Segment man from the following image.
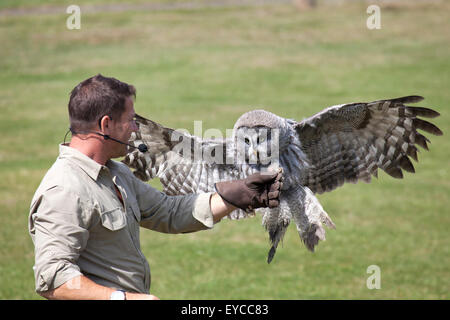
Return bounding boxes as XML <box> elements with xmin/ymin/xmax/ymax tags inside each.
<box><xmin>28</xmin><ymin>74</ymin><xmax>282</xmax><ymax>300</ymax></box>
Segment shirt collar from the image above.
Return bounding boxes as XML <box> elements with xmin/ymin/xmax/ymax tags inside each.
<box><xmin>59</xmin><ymin>144</ymin><xmax>106</xmax><ymax>181</ymax></box>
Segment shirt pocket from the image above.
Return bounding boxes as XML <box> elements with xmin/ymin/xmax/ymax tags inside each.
<box><xmin>100</xmin><ymin>207</ymin><xmax>127</xmax><ymax>231</ymax></box>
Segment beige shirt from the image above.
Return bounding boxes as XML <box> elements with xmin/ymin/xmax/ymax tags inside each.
<box><xmin>29</xmin><ymin>144</ymin><xmax>214</xmax><ymax>294</ymax></box>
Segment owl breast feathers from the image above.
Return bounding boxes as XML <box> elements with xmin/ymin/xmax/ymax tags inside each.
<box><xmin>123</xmin><ymin>96</ymin><xmax>442</xmax><ymax>263</ymax></box>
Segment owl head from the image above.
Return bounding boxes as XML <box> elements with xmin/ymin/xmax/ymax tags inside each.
<box><xmin>232</xmin><ymin>109</ymin><xmax>291</xmax><ymax>167</ymax></box>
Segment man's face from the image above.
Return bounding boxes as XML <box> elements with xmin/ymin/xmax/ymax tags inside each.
<box><xmin>110</xmin><ymin>97</ymin><xmax>138</xmax><ymax>158</ymax></box>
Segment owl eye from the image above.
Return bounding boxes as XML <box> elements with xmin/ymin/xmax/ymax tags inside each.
<box><xmin>258</xmin><ymin>135</ymin><xmax>266</xmax><ymax>143</ymax></box>
<box><xmin>244</xmin><ymin>137</ymin><xmax>250</xmax><ymax>145</ymax></box>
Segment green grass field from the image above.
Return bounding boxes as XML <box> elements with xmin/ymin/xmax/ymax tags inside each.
<box><xmin>0</xmin><ymin>0</ymin><xmax>448</xmax><ymax>299</ymax></box>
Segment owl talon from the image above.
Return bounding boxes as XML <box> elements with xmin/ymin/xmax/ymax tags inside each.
<box><xmin>301</xmin><ymin>223</ymin><xmax>326</xmax><ymax>252</ymax></box>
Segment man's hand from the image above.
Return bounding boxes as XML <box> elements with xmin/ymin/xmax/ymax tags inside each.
<box><xmin>214</xmin><ymin>169</ymin><xmax>283</xmax><ymax>212</ymax></box>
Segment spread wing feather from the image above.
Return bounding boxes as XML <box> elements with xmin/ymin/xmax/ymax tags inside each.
<box><xmin>295</xmin><ymin>96</ymin><xmax>442</xmax><ymax>194</ymax></box>
<box><xmin>122</xmin><ymin>114</ymin><xmax>254</xmax><ymax>219</ymax></box>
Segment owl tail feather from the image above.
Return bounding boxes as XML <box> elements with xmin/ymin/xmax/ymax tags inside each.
<box><xmin>267</xmin><ymin>246</ymin><xmax>277</xmax><ymax>264</ymax></box>
<box><xmin>266</xmin><ymin>223</ymin><xmax>289</xmax><ymax>264</ymax></box>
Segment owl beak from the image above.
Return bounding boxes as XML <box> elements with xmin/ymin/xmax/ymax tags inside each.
<box><xmin>248</xmin><ymin>148</ymin><xmax>258</xmax><ymax>164</ymax></box>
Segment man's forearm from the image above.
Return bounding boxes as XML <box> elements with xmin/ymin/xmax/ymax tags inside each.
<box><xmin>39</xmin><ymin>275</ymin><xmax>115</xmax><ymax>300</ymax></box>
<box><xmin>39</xmin><ymin>275</ymin><xmax>158</xmax><ymax>300</ymax></box>
<box><xmin>210</xmin><ymin>193</ymin><xmax>237</xmax><ymax>223</ymax></box>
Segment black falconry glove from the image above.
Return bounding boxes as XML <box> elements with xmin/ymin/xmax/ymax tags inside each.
<box><xmin>214</xmin><ymin>169</ymin><xmax>283</xmax><ymax>212</ymax></box>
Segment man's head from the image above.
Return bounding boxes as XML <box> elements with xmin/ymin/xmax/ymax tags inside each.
<box><xmin>68</xmin><ymin>74</ymin><xmax>138</xmax><ymax>159</ymax></box>
<box><xmin>69</xmin><ymin>74</ymin><xmax>136</xmax><ymax>132</ymax></box>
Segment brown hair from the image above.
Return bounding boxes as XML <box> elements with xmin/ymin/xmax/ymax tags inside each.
<box><xmin>68</xmin><ymin>74</ymin><xmax>136</xmax><ymax>131</ymax></box>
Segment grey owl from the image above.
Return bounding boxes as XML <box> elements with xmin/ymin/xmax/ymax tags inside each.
<box><xmin>123</xmin><ymin>96</ymin><xmax>442</xmax><ymax>263</ymax></box>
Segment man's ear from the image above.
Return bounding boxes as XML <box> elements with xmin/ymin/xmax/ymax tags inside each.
<box><xmin>99</xmin><ymin>115</ymin><xmax>113</xmax><ymax>133</ymax></box>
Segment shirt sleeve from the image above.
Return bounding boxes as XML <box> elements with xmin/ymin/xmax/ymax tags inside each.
<box><xmin>131</xmin><ymin>176</ymin><xmax>215</xmax><ymax>233</ymax></box>
<box><xmin>29</xmin><ymin>186</ymin><xmax>90</xmax><ymax>293</ymax></box>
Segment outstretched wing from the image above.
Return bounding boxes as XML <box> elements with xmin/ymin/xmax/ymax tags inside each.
<box><xmin>122</xmin><ymin>114</ymin><xmax>255</xmax><ymax>218</ymax></box>
<box><xmin>295</xmin><ymin>96</ymin><xmax>442</xmax><ymax>194</ymax></box>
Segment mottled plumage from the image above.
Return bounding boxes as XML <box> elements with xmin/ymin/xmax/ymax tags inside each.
<box><xmin>123</xmin><ymin>96</ymin><xmax>442</xmax><ymax>263</ymax></box>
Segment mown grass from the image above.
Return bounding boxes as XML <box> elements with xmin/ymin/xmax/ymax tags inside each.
<box><xmin>0</xmin><ymin>1</ymin><xmax>448</xmax><ymax>299</ymax></box>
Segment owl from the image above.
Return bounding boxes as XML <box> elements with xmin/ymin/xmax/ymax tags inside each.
<box><xmin>123</xmin><ymin>96</ymin><xmax>442</xmax><ymax>263</ymax></box>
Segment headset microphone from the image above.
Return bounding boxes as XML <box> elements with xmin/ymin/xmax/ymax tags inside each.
<box><xmin>66</xmin><ymin>128</ymin><xmax>148</xmax><ymax>153</ymax></box>
<box><xmin>137</xmin><ymin>143</ymin><xmax>148</xmax><ymax>153</ymax></box>
<box><xmin>100</xmin><ymin>133</ymin><xmax>148</xmax><ymax>153</ymax></box>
